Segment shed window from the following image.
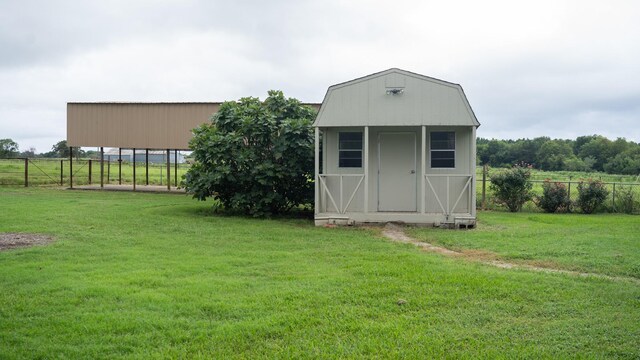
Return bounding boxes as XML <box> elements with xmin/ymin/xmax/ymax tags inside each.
<box><xmin>338</xmin><ymin>132</ymin><xmax>363</xmax><ymax>168</ymax></box>
<box><xmin>430</xmin><ymin>132</ymin><xmax>455</xmax><ymax>168</ymax></box>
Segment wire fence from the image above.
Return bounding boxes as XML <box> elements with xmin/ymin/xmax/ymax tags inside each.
<box><xmin>0</xmin><ymin>158</ymin><xmax>190</xmax><ymax>187</ymax></box>
<box><xmin>3</xmin><ymin>159</ymin><xmax>639</xmax><ymax>213</ymax></box>
<box><xmin>477</xmin><ymin>166</ymin><xmax>640</xmax><ymax>214</ymax></box>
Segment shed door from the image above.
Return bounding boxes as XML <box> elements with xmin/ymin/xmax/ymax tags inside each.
<box><xmin>378</xmin><ymin>132</ymin><xmax>417</xmax><ymax>211</ymax></box>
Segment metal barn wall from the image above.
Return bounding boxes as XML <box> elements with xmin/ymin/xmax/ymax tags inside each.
<box><xmin>67</xmin><ymin>103</ymin><xmax>220</xmax><ymax>150</ymax></box>
<box><xmin>68</xmin><ymin>102</ymin><xmax>322</xmax><ymax>150</ymax></box>
<box><xmin>314</xmin><ymin>69</ymin><xmax>479</xmax><ymax>128</ymax></box>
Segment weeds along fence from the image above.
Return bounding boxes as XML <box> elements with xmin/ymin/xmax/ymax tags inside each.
<box><xmin>477</xmin><ymin>166</ymin><xmax>640</xmax><ymax>214</ymax></box>
<box><xmin>0</xmin><ymin>158</ymin><xmax>190</xmax><ymax>187</ymax></box>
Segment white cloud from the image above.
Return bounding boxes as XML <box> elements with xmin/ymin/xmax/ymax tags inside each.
<box><xmin>1</xmin><ymin>0</ymin><xmax>640</xmax><ymax>152</ymax></box>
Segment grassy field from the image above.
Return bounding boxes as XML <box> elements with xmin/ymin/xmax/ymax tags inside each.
<box><xmin>409</xmin><ymin>212</ymin><xmax>640</xmax><ymax>278</ymax></box>
<box><xmin>1</xmin><ymin>188</ymin><xmax>639</xmax><ymax>358</ymax></box>
<box><xmin>0</xmin><ymin>158</ymin><xmax>189</xmax><ymax>186</ymax></box>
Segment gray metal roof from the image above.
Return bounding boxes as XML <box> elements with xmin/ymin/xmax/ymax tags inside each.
<box><xmin>314</xmin><ymin>68</ymin><xmax>480</xmax><ymax>127</ymax></box>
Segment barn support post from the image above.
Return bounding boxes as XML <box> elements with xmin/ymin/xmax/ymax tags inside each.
<box><xmin>314</xmin><ymin>127</ymin><xmax>319</xmax><ymax>215</ymax></box>
<box><xmin>88</xmin><ymin>160</ymin><xmax>92</xmax><ymax>185</ymax></box>
<box><xmin>133</xmin><ymin>148</ymin><xmax>136</xmax><ymax>191</ymax></box>
<box><xmin>166</xmin><ymin>149</ymin><xmax>171</xmax><ymax>191</ymax></box>
<box><xmin>364</xmin><ymin>126</ymin><xmax>369</xmax><ymax>214</ymax></box>
<box><xmin>69</xmin><ymin>147</ymin><xmax>73</xmax><ymax>189</ymax></box>
<box><xmin>145</xmin><ymin>149</ymin><xmax>149</xmax><ymax>185</ymax></box>
<box><xmin>174</xmin><ymin>150</ymin><xmax>178</xmax><ymax>187</ymax></box>
<box><xmin>24</xmin><ymin>158</ymin><xmax>28</xmax><ymax>187</ymax></box>
<box><xmin>421</xmin><ymin>126</ymin><xmax>426</xmax><ymax>214</ymax></box>
<box><xmin>118</xmin><ymin>148</ymin><xmax>122</xmax><ymax>185</ymax></box>
<box><xmin>100</xmin><ymin>147</ymin><xmax>104</xmax><ymax>188</ymax></box>
<box><xmin>107</xmin><ymin>158</ymin><xmax>110</xmax><ymax>184</ymax></box>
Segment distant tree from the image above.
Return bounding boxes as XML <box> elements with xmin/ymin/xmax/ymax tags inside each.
<box><xmin>20</xmin><ymin>147</ymin><xmax>37</xmax><ymax>158</ymax></box>
<box><xmin>536</xmin><ymin>140</ymin><xmax>577</xmax><ymax>171</ymax></box>
<box><xmin>48</xmin><ymin>140</ymin><xmax>84</xmax><ymax>159</ymax></box>
<box><xmin>183</xmin><ymin>90</ymin><xmax>316</xmax><ymax>216</ymax></box>
<box><xmin>0</xmin><ymin>138</ymin><xmax>19</xmax><ymax>158</ymax></box>
<box><xmin>604</xmin><ymin>147</ymin><xmax>640</xmax><ymax>175</ymax></box>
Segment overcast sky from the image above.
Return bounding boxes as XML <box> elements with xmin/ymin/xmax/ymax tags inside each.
<box><xmin>1</xmin><ymin>0</ymin><xmax>639</xmax><ymax>153</ymax></box>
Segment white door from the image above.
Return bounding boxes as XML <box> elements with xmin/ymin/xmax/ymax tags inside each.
<box><xmin>378</xmin><ymin>132</ymin><xmax>417</xmax><ymax>211</ymax></box>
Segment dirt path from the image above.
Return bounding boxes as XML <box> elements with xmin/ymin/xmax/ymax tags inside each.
<box><xmin>381</xmin><ymin>223</ymin><xmax>640</xmax><ymax>284</ymax></box>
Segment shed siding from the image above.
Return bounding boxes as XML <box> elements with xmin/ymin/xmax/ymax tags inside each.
<box><xmin>315</xmin><ymin>69</ymin><xmax>478</xmax><ymax>128</ymax></box>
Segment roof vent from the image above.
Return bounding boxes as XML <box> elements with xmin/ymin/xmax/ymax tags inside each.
<box><xmin>386</xmin><ymin>88</ymin><xmax>404</xmax><ymax>95</ymax></box>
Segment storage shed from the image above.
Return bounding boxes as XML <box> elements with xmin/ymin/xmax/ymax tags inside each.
<box><xmin>313</xmin><ymin>68</ymin><xmax>480</xmax><ymax>226</ymax></box>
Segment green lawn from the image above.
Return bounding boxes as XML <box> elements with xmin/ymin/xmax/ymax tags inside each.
<box><xmin>409</xmin><ymin>212</ymin><xmax>640</xmax><ymax>279</ymax></box>
<box><xmin>1</xmin><ymin>188</ymin><xmax>639</xmax><ymax>358</ymax></box>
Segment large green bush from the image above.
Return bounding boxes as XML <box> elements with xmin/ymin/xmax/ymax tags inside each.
<box><xmin>536</xmin><ymin>180</ymin><xmax>571</xmax><ymax>213</ymax></box>
<box><xmin>576</xmin><ymin>179</ymin><xmax>609</xmax><ymax>214</ymax></box>
<box><xmin>183</xmin><ymin>91</ymin><xmax>316</xmax><ymax>216</ymax></box>
<box><xmin>489</xmin><ymin>166</ymin><xmax>533</xmax><ymax>212</ymax></box>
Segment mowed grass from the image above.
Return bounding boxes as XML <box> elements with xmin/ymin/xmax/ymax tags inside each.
<box><xmin>409</xmin><ymin>212</ymin><xmax>640</xmax><ymax>279</ymax></box>
<box><xmin>0</xmin><ymin>188</ymin><xmax>639</xmax><ymax>358</ymax></box>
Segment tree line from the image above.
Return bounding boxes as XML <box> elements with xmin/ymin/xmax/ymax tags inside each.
<box><xmin>0</xmin><ymin>139</ymin><xmax>96</xmax><ymax>159</ymax></box>
<box><xmin>477</xmin><ymin>135</ymin><xmax>640</xmax><ymax>175</ymax></box>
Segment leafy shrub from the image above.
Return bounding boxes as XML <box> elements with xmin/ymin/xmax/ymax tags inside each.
<box><xmin>614</xmin><ymin>185</ymin><xmax>637</xmax><ymax>214</ymax></box>
<box><xmin>576</xmin><ymin>179</ymin><xmax>609</xmax><ymax>214</ymax></box>
<box><xmin>489</xmin><ymin>166</ymin><xmax>533</xmax><ymax>212</ymax></box>
<box><xmin>536</xmin><ymin>180</ymin><xmax>570</xmax><ymax>213</ymax></box>
<box><xmin>183</xmin><ymin>90</ymin><xmax>316</xmax><ymax>217</ymax></box>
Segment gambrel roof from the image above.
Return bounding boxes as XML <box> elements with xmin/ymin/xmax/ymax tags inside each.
<box><xmin>314</xmin><ymin>68</ymin><xmax>480</xmax><ymax>127</ymax></box>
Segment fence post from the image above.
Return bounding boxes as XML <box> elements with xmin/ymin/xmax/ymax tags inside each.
<box><xmin>24</xmin><ymin>158</ymin><xmax>28</xmax><ymax>187</ymax></box>
<box><xmin>60</xmin><ymin>160</ymin><xmax>63</xmax><ymax>186</ymax></box>
<box><xmin>481</xmin><ymin>164</ymin><xmax>487</xmax><ymax>210</ymax></box>
<box><xmin>612</xmin><ymin>183</ymin><xmax>616</xmax><ymax>212</ymax></box>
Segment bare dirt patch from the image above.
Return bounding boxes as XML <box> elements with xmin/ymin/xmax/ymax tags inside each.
<box><xmin>0</xmin><ymin>233</ymin><xmax>55</xmax><ymax>251</ymax></box>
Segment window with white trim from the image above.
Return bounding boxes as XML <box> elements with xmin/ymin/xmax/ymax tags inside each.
<box><xmin>338</xmin><ymin>132</ymin><xmax>363</xmax><ymax>168</ymax></box>
<box><xmin>430</xmin><ymin>131</ymin><xmax>455</xmax><ymax>168</ymax></box>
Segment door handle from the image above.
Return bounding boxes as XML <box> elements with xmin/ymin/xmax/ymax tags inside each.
<box><xmin>410</xmin><ymin>170</ymin><xmax>416</xmax><ymax>174</ymax></box>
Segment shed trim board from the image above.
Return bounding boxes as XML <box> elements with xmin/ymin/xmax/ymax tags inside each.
<box><xmin>314</xmin><ymin>68</ymin><xmax>479</xmax><ymax>226</ymax></box>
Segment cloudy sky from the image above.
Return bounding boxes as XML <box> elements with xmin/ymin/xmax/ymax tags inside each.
<box><xmin>1</xmin><ymin>0</ymin><xmax>639</xmax><ymax>153</ymax></box>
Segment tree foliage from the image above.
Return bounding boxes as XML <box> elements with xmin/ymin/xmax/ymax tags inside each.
<box><xmin>490</xmin><ymin>166</ymin><xmax>533</xmax><ymax>212</ymax></box>
<box><xmin>183</xmin><ymin>91</ymin><xmax>316</xmax><ymax>217</ymax></box>
<box><xmin>0</xmin><ymin>138</ymin><xmax>19</xmax><ymax>158</ymax></box>
<box><xmin>477</xmin><ymin>135</ymin><xmax>640</xmax><ymax>175</ymax></box>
